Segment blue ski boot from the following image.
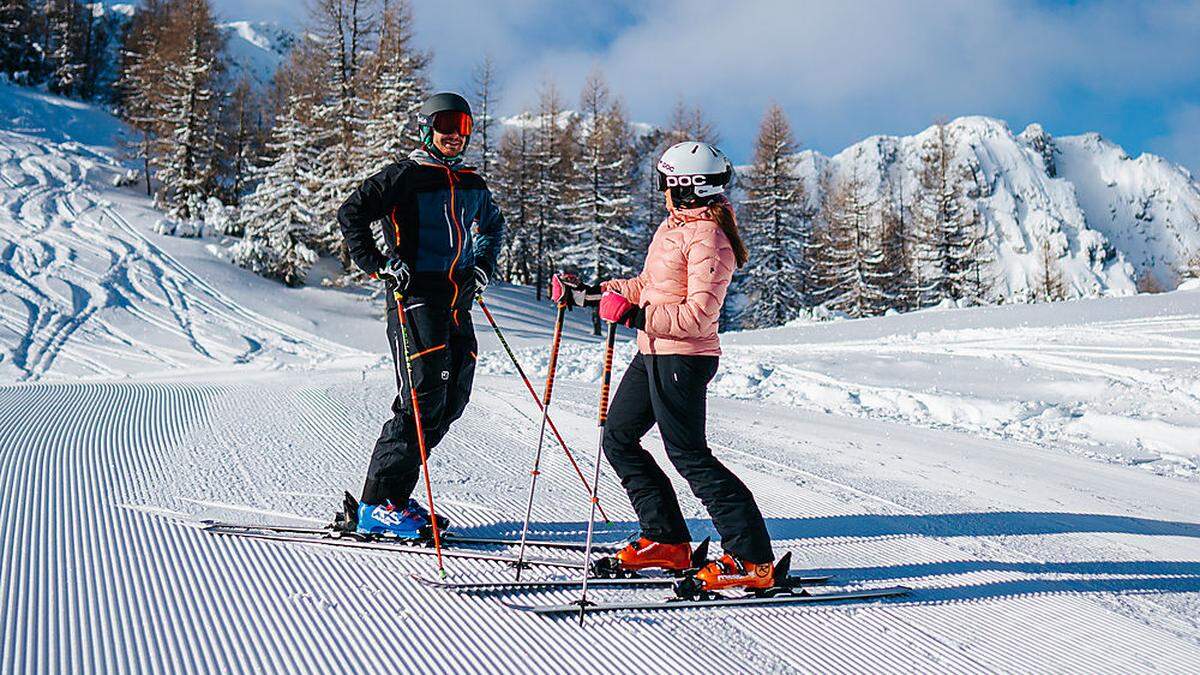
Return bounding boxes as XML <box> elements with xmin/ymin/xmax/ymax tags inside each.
<box><xmin>356</xmin><ymin>500</ymin><xmax>428</xmax><ymax>539</ymax></box>
<box><xmin>403</xmin><ymin>498</ymin><xmax>450</xmax><ymax>531</ymax></box>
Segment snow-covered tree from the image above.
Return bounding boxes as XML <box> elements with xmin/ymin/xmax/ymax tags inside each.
<box><xmin>307</xmin><ymin>0</ymin><xmax>379</xmax><ymax>261</ymax></box>
<box><xmin>493</xmin><ymin>118</ymin><xmax>538</xmax><ymax>284</ymax></box>
<box><xmin>46</xmin><ymin>0</ymin><xmax>87</xmax><ymax>97</ymax></box>
<box><xmin>360</xmin><ymin>0</ymin><xmax>427</xmax><ymax>169</ymax></box>
<box><xmin>149</xmin><ymin>0</ymin><xmax>222</xmax><ymax>223</ymax></box>
<box><xmin>557</xmin><ymin>71</ymin><xmax>639</xmax><ymax>332</ymax></box>
<box><xmin>0</xmin><ymin>0</ymin><xmax>39</xmax><ymax>82</ymax></box>
<box><xmin>469</xmin><ymin>54</ymin><xmax>499</xmax><ymax>176</ymax></box>
<box><xmin>737</xmin><ymin>103</ymin><xmax>809</xmax><ymax>328</ymax></box>
<box><xmin>234</xmin><ymin>97</ymin><xmax>320</xmax><ymax>287</ymax></box>
<box><xmin>913</xmin><ymin>122</ymin><xmax>990</xmax><ymax>304</ymax></box>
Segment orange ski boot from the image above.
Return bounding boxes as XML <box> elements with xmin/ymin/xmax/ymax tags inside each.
<box><xmin>692</xmin><ymin>553</ymin><xmax>775</xmax><ymax>592</ymax></box>
<box><xmin>592</xmin><ymin>537</ymin><xmax>693</xmax><ymax>577</ymax></box>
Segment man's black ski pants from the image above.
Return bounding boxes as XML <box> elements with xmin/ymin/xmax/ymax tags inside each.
<box><xmin>361</xmin><ymin>296</ymin><xmax>476</xmax><ymax>506</ymax></box>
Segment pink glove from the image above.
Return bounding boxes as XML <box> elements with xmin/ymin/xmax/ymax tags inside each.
<box><xmin>599</xmin><ymin>291</ymin><xmax>640</xmax><ymax>327</ymax></box>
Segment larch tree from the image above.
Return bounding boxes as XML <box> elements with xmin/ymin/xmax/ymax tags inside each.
<box><xmin>737</xmin><ymin>103</ymin><xmax>809</xmax><ymax>328</ymax></box>
<box><xmin>149</xmin><ymin>0</ymin><xmax>223</xmax><ymax>224</ymax></box>
<box><xmin>307</xmin><ymin>0</ymin><xmax>379</xmax><ymax>261</ymax></box>
<box><xmin>493</xmin><ymin>117</ymin><xmax>538</xmax><ymax>284</ymax></box>
<box><xmin>912</xmin><ymin>121</ymin><xmax>989</xmax><ymax>305</ymax></box>
<box><xmin>360</xmin><ymin>0</ymin><xmax>427</xmax><ymax>169</ymax></box>
<box><xmin>561</xmin><ymin>71</ymin><xmax>637</xmax><ymax>333</ymax></box>
<box><xmin>469</xmin><ymin>54</ymin><xmax>499</xmax><ymax>176</ymax></box>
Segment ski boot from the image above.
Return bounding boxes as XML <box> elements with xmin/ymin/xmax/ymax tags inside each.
<box><xmin>353</xmin><ymin>499</ymin><xmax>447</xmax><ymax>540</ymax></box>
<box><xmin>402</xmin><ymin>498</ymin><xmax>450</xmax><ymax>531</ymax></box>
<box><xmin>590</xmin><ymin>536</ymin><xmax>707</xmax><ymax>578</ymax></box>
<box><xmin>675</xmin><ymin>553</ymin><xmax>777</xmax><ymax>599</ymax></box>
<box><xmin>333</xmin><ymin>491</ymin><xmax>449</xmax><ymax>539</ymax></box>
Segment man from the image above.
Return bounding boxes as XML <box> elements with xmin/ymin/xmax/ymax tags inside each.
<box><xmin>337</xmin><ymin>92</ymin><xmax>504</xmax><ymax>538</ymax></box>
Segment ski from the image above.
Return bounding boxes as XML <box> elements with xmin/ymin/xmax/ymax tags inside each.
<box><xmin>201</xmin><ymin>521</ymin><xmax>624</xmax><ymax>553</ymax></box>
<box><xmin>411</xmin><ymin>572</ymin><xmax>833</xmax><ymax>593</ymax></box>
<box><xmin>203</xmin><ymin>526</ymin><xmax>586</xmax><ymax>570</ymax></box>
<box><xmin>508</xmin><ymin>585</ymin><xmax>911</xmax><ymax>615</ymax></box>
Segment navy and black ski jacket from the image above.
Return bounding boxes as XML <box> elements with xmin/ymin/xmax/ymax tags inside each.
<box><xmin>337</xmin><ymin>148</ymin><xmax>505</xmax><ymax>306</ymax></box>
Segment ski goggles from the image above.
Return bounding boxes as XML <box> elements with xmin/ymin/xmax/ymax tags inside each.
<box><xmin>430</xmin><ymin>110</ymin><xmax>473</xmax><ymax>136</ymax></box>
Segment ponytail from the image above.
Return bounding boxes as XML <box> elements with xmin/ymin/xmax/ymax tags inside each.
<box><xmin>709</xmin><ymin>200</ymin><xmax>749</xmax><ymax>268</ymax></box>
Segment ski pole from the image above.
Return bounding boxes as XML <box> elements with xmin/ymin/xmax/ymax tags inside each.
<box><xmin>475</xmin><ymin>294</ymin><xmax>610</xmax><ymax>523</ymax></box>
<box><xmin>512</xmin><ymin>301</ymin><xmax>567</xmax><ymax>580</ymax></box>
<box><xmin>576</xmin><ymin>320</ymin><xmax>619</xmax><ymax>626</ymax></box>
<box><xmin>392</xmin><ymin>287</ymin><xmax>446</xmax><ymax>577</ymax></box>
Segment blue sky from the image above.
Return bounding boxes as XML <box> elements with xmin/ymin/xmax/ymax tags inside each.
<box><xmin>212</xmin><ymin>0</ymin><xmax>1200</xmax><ymax>172</ymax></box>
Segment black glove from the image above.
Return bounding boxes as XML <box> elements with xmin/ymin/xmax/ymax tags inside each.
<box><xmin>377</xmin><ymin>257</ymin><xmax>411</xmax><ymax>292</ymax></box>
<box><xmin>474</xmin><ymin>265</ymin><xmax>490</xmax><ymax>293</ymax></box>
<box><xmin>551</xmin><ymin>273</ymin><xmax>602</xmax><ymax>309</ymax></box>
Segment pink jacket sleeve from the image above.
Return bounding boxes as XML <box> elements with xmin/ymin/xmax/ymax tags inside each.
<box><xmin>642</xmin><ymin>224</ymin><xmax>735</xmax><ymax>341</ymax></box>
<box><xmin>602</xmin><ymin>272</ymin><xmax>648</xmax><ymax>305</ymax></box>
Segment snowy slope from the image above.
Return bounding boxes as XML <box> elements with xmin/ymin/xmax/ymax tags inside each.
<box><xmin>0</xmin><ymin>80</ymin><xmax>361</xmax><ymax>382</ymax></box>
<box><xmin>3</xmin><ymin>318</ymin><xmax>1198</xmax><ymax>672</ymax></box>
<box><xmin>2</xmin><ymin>82</ymin><xmax>1199</xmax><ymax>673</ymax></box>
<box><xmin>484</xmin><ymin>289</ymin><xmax>1200</xmax><ymax>478</ymax></box>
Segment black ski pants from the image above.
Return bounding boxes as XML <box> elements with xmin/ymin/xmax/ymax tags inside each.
<box><xmin>602</xmin><ymin>352</ymin><xmax>773</xmax><ymax>563</ymax></box>
<box><xmin>361</xmin><ymin>297</ymin><xmax>476</xmax><ymax>506</ymax></box>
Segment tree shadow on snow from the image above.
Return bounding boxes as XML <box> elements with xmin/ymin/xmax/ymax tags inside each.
<box><xmin>454</xmin><ymin>510</ymin><xmax>1200</xmax><ymax>545</ymax></box>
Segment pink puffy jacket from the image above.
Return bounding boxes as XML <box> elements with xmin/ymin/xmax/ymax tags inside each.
<box><xmin>603</xmin><ymin>203</ymin><xmax>737</xmax><ymax>356</ymax></box>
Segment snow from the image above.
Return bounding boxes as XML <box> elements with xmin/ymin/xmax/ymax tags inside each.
<box><xmin>2</xmin><ymin>83</ymin><xmax>1199</xmax><ymax>672</ymax></box>
<box><xmin>218</xmin><ymin>21</ymin><xmax>296</xmax><ymax>90</ymax></box>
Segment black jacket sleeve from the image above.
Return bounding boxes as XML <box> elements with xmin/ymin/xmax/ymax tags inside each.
<box><xmin>337</xmin><ymin>163</ymin><xmax>408</xmax><ymax>275</ymax></box>
<box><xmin>473</xmin><ymin>188</ymin><xmax>505</xmax><ymax>279</ymax></box>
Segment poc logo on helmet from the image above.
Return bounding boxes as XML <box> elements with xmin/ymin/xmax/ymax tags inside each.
<box><xmin>665</xmin><ymin>174</ymin><xmax>708</xmax><ymax>187</ymax></box>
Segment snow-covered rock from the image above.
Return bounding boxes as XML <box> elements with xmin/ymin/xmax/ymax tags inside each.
<box><xmin>219</xmin><ymin>21</ymin><xmax>297</xmax><ymax>89</ymax></box>
<box><xmin>777</xmin><ymin>116</ymin><xmax>1200</xmax><ymax>300</ymax></box>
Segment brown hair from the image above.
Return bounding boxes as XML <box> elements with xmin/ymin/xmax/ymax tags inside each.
<box><xmin>709</xmin><ymin>200</ymin><xmax>749</xmax><ymax>268</ymax></box>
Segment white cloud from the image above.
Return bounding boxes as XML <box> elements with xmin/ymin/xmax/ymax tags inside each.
<box><xmin>454</xmin><ymin>0</ymin><xmax>1200</xmax><ymax>160</ymax></box>
<box><xmin>211</xmin><ymin>0</ymin><xmax>1200</xmax><ymax>164</ymax></box>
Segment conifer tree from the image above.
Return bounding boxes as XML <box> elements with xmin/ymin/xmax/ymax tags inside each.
<box><xmin>234</xmin><ymin>96</ymin><xmax>320</xmax><ymax>286</ymax></box>
<box><xmin>913</xmin><ymin>121</ymin><xmax>990</xmax><ymax>304</ymax></box>
<box><xmin>0</xmin><ymin>0</ymin><xmax>37</xmax><ymax>81</ymax></box>
<box><xmin>738</xmin><ymin>103</ymin><xmax>808</xmax><ymax>328</ymax></box>
<box><xmin>150</xmin><ymin>0</ymin><xmax>222</xmax><ymax>223</ymax></box>
<box><xmin>308</xmin><ymin>0</ymin><xmax>379</xmax><ymax>260</ymax></box>
<box><xmin>360</xmin><ymin>0</ymin><xmax>427</xmax><ymax>169</ymax></box>
<box><xmin>529</xmin><ymin>82</ymin><xmax>571</xmax><ymax>300</ymax></box>
<box><xmin>46</xmin><ymin>0</ymin><xmax>86</xmax><ymax>97</ymax></box>
<box><xmin>469</xmin><ymin>54</ymin><xmax>499</xmax><ymax>175</ymax></box>
<box><xmin>558</xmin><ymin>71</ymin><xmax>638</xmax><ymax>332</ymax></box>
<box><xmin>494</xmin><ymin>118</ymin><xmax>543</xmax><ymax>285</ymax></box>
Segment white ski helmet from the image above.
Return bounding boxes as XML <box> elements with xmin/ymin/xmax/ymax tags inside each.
<box><xmin>655</xmin><ymin>141</ymin><xmax>734</xmax><ymax>206</ymax></box>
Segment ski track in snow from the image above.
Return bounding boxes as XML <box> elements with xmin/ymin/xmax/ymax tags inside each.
<box><xmin>0</xmin><ymin>130</ymin><xmax>357</xmax><ymax>383</ymax></box>
<box><xmin>2</xmin><ymin>369</ymin><xmax>1198</xmax><ymax>673</ymax></box>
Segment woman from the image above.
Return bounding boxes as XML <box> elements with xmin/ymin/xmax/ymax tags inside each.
<box><xmin>563</xmin><ymin>141</ymin><xmax>775</xmax><ymax>591</ymax></box>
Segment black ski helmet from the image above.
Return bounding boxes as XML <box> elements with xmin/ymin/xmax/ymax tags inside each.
<box><xmin>419</xmin><ymin>92</ymin><xmax>473</xmax><ymax>156</ymax></box>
